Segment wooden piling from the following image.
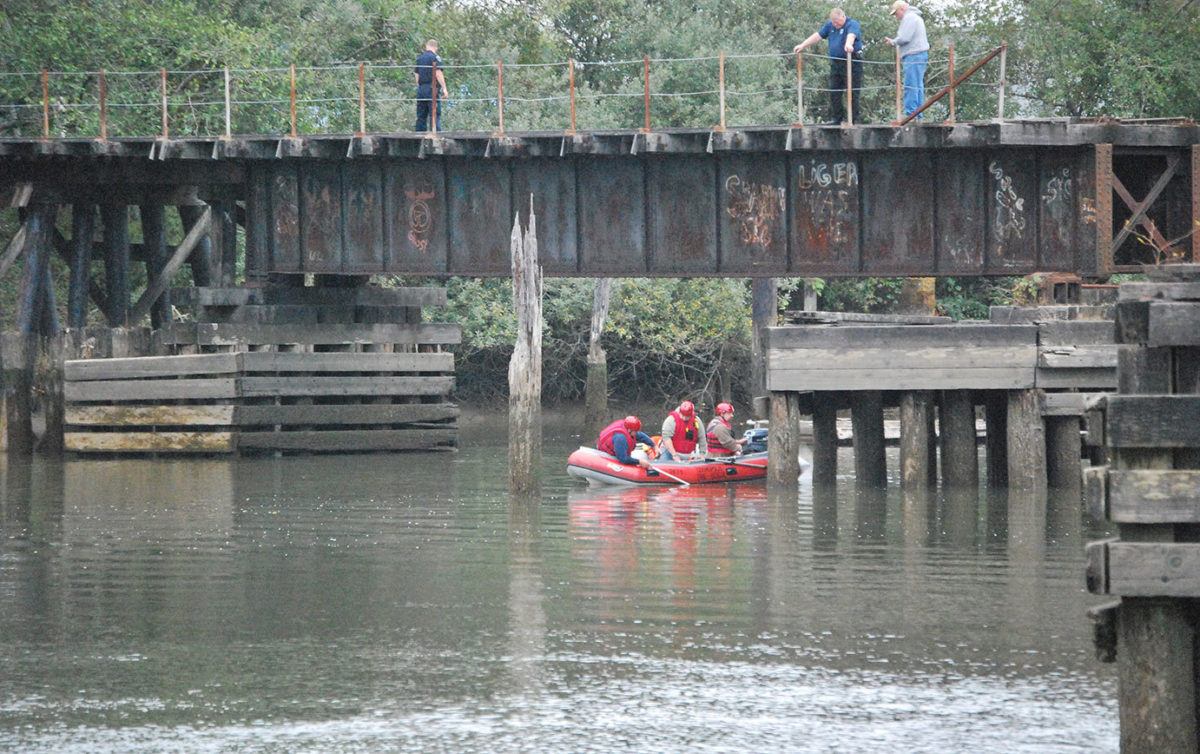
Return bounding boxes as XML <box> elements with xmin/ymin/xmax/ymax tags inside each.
<box><xmin>583</xmin><ymin>279</ymin><xmax>614</xmax><ymax>440</ymax></box>
<box><xmin>37</xmin><ymin>334</ymin><xmax>67</xmax><ymax>455</ymax></box>
<box><xmin>508</xmin><ymin>203</ymin><xmax>543</xmax><ymax>495</ymax></box>
<box><xmin>984</xmin><ymin>392</ymin><xmax>1008</xmax><ymax>487</ymax></box>
<box><xmin>768</xmin><ymin>391</ymin><xmax>802</xmax><ymax>485</ymax></box>
<box><xmin>67</xmin><ymin>204</ymin><xmax>95</xmax><ymax>329</ymax></box>
<box><xmin>851</xmin><ymin>391</ymin><xmax>886</xmax><ymax>486</ymax></box>
<box><xmin>139</xmin><ymin>204</ymin><xmax>171</xmax><ymax>329</ymax></box>
<box><xmin>811</xmin><ymin>396</ymin><xmax>838</xmax><ymax>485</ymax></box>
<box><xmin>1045</xmin><ymin>415</ymin><xmax>1082</xmax><ymax>491</ymax></box>
<box><xmin>16</xmin><ymin>207</ymin><xmax>52</xmax><ymax>336</ymax></box>
<box><xmin>939</xmin><ymin>390</ymin><xmax>978</xmax><ymax>488</ymax></box>
<box><xmin>101</xmin><ymin>205</ymin><xmax>130</xmax><ymax>326</ymax></box>
<box><xmin>750</xmin><ymin>278</ymin><xmax>777</xmax><ymax>415</ymax></box>
<box><xmin>209</xmin><ymin>199</ymin><xmax>237</xmax><ymax>286</ymax></box>
<box><xmin>899</xmin><ymin>391</ymin><xmax>933</xmax><ymax>490</ymax></box>
<box><xmin>2</xmin><ymin>334</ymin><xmax>35</xmax><ymax>455</ymax></box>
<box><xmin>1006</xmin><ymin>389</ymin><xmax>1046</xmax><ymax>493</ymax></box>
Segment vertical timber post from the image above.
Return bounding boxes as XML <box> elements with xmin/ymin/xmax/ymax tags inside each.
<box><xmin>750</xmin><ymin>278</ymin><xmax>777</xmax><ymax>416</ymax></box>
<box><xmin>67</xmin><ymin>204</ymin><xmax>95</xmax><ymax>329</ymax></box>
<box><xmin>139</xmin><ymin>204</ymin><xmax>171</xmax><ymax>329</ymax></box>
<box><xmin>939</xmin><ymin>390</ymin><xmax>978</xmax><ymax>488</ymax></box>
<box><xmin>1006</xmin><ymin>389</ymin><xmax>1046</xmax><ymax>493</ymax></box>
<box><xmin>101</xmin><ymin>204</ymin><xmax>130</xmax><ymax>326</ymax></box>
<box><xmin>811</xmin><ymin>394</ymin><xmax>838</xmax><ymax>485</ymax></box>
<box><xmin>768</xmin><ymin>391</ymin><xmax>802</xmax><ymax>486</ymax></box>
<box><xmin>985</xmin><ymin>391</ymin><xmax>1008</xmax><ymax>487</ymax></box>
<box><xmin>899</xmin><ymin>391</ymin><xmax>933</xmax><ymax>491</ymax></box>
<box><xmin>851</xmin><ymin>391</ymin><xmax>886</xmax><ymax>486</ymax></box>
<box><xmin>508</xmin><ymin>201</ymin><xmax>543</xmax><ymax>495</ymax></box>
<box><xmin>1045</xmin><ymin>415</ymin><xmax>1082</xmax><ymax>492</ymax></box>
<box><xmin>178</xmin><ymin>205</ymin><xmax>214</xmax><ymax>287</ymax></box>
<box><xmin>583</xmin><ymin>279</ymin><xmax>615</xmax><ymax>440</ymax></box>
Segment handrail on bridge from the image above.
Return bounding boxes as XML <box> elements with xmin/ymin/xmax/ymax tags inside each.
<box><xmin>5</xmin><ymin>43</ymin><xmax>1010</xmax><ymax>140</ymax></box>
<box><xmin>893</xmin><ymin>43</ymin><xmax>1007</xmax><ymax>128</ymax></box>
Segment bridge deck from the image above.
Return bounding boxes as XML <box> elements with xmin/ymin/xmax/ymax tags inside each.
<box><xmin>2</xmin><ymin>120</ymin><xmax>1197</xmax><ymax>278</ymax></box>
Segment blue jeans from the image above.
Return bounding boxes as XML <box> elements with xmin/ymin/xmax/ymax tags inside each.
<box><xmin>415</xmin><ymin>85</ymin><xmax>441</xmax><ymax>132</ymax></box>
<box><xmin>902</xmin><ymin>51</ymin><xmax>928</xmax><ymax>118</ymax></box>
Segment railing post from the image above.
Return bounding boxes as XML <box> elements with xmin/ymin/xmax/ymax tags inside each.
<box><xmin>795</xmin><ymin>52</ymin><xmax>804</xmax><ymax>125</ymax></box>
<box><xmin>997</xmin><ymin>42</ymin><xmax>1008</xmax><ymax>122</ymax></box>
<box><xmin>98</xmin><ymin>68</ymin><xmax>108</xmax><ymax>140</ymax></box>
<box><xmin>844</xmin><ymin>54</ymin><xmax>852</xmax><ymax>126</ymax></box>
<box><xmin>289</xmin><ymin>64</ymin><xmax>297</xmax><ymax>138</ymax></box>
<box><xmin>568</xmin><ymin>59</ymin><xmax>577</xmax><ymax>133</ymax></box>
<box><xmin>41</xmin><ymin>69</ymin><xmax>49</xmax><ymax>139</ymax></box>
<box><xmin>223</xmin><ymin>66</ymin><xmax>232</xmax><ymax>138</ymax></box>
<box><xmin>497</xmin><ymin>60</ymin><xmax>505</xmax><ymax>135</ymax></box>
<box><xmin>947</xmin><ymin>41</ymin><xmax>957</xmax><ymax>124</ymax></box>
<box><xmin>717</xmin><ymin>51</ymin><xmax>726</xmax><ymax>131</ymax></box>
<box><xmin>160</xmin><ymin>68</ymin><xmax>169</xmax><ymax>139</ymax></box>
<box><xmin>642</xmin><ymin>55</ymin><xmax>651</xmax><ymax>132</ymax></box>
<box><xmin>357</xmin><ymin>62</ymin><xmax>366</xmax><ymax>135</ymax></box>
<box><xmin>894</xmin><ymin>47</ymin><xmax>902</xmax><ymax>121</ymax></box>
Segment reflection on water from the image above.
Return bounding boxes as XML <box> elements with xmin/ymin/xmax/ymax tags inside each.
<box><xmin>0</xmin><ymin>416</ymin><xmax>1117</xmax><ymax>752</ymax></box>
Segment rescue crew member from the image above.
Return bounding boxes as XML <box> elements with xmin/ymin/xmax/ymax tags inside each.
<box><xmin>792</xmin><ymin>8</ymin><xmax>863</xmax><ymax>124</ymax></box>
<box><xmin>706</xmin><ymin>402</ymin><xmax>748</xmax><ymax>456</ymax></box>
<box><xmin>414</xmin><ymin>39</ymin><xmax>449</xmax><ymax>132</ymax></box>
<box><xmin>660</xmin><ymin>400</ymin><xmax>707</xmax><ymax>461</ymax></box>
<box><xmin>597</xmin><ymin>415</ymin><xmax>655</xmax><ymax>468</ymax></box>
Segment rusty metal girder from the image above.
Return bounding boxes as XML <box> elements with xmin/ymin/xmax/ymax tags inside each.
<box><xmin>243</xmin><ymin>147</ymin><xmax>1109</xmax><ymax>277</ymax></box>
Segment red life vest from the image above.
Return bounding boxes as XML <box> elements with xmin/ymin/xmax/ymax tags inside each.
<box><xmin>669</xmin><ymin>410</ymin><xmax>701</xmax><ymax>454</ymax></box>
<box><xmin>706</xmin><ymin>416</ymin><xmax>735</xmax><ymax>455</ymax></box>
<box><xmin>597</xmin><ymin>419</ymin><xmax>635</xmax><ymax>457</ymax></box>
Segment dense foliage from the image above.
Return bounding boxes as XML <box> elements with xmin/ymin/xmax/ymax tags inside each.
<box><xmin>1</xmin><ymin>0</ymin><xmax>1195</xmax><ymax>403</ymax></box>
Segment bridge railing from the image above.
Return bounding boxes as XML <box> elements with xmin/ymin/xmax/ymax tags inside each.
<box><xmin>0</xmin><ymin>42</ymin><xmax>1009</xmax><ymax>139</ymax></box>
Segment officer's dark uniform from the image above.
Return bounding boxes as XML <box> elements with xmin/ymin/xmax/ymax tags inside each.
<box><xmin>414</xmin><ymin>49</ymin><xmax>442</xmax><ymax>132</ymax></box>
<box><xmin>818</xmin><ymin>17</ymin><xmax>864</xmax><ymax>124</ymax></box>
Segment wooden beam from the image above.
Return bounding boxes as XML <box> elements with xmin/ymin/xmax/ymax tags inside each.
<box><xmin>1110</xmin><ymin>153</ymin><xmax>1180</xmax><ymax>253</ymax></box>
<box><xmin>0</xmin><ymin>217</ymin><xmax>31</xmax><ymax>280</ymax></box>
<box><xmin>129</xmin><ymin>207</ymin><xmax>210</xmax><ymax>324</ymax></box>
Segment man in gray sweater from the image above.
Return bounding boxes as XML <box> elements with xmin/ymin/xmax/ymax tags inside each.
<box><xmin>885</xmin><ymin>1</ymin><xmax>930</xmax><ymax>118</ymax></box>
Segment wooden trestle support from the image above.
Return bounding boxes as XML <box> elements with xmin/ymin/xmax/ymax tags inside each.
<box><xmin>1085</xmin><ymin>265</ymin><xmax>1200</xmax><ymax>751</ymax></box>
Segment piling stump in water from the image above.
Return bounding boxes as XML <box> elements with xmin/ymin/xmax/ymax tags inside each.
<box><xmin>583</xmin><ymin>279</ymin><xmax>614</xmax><ymax>440</ymax></box>
<box><xmin>851</xmin><ymin>391</ymin><xmax>886</xmax><ymax>487</ymax></box>
<box><xmin>2</xmin><ymin>335</ymin><xmax>35</xmax><ymax>455</ymax></box>
<box><xmin>1005</xmin><ymin>389</ymin><xmax>1046</xmax><ymax>493</ymax></box>
<box><xmin>1045</xmin><ymin>415</ymin><xmax>1082</xmax><ymax>492</ymax></box>
<box><xmin>768</xmin><ymin>391</ymin><xmax>801</xmax><ymax>485</ymax></box>
<box><xmin>899</xmin><ymin>391</ymin><xmax>933</xmax><ymax>491</ymax></box>
<box><xmin>508</xmin><ymin>207</ymin><xmax>543</xmax><ymax>495</ymax></box>
<box><xmin>984</xmin><ymin>392</ymin><xmax>1008</xmax><ymax>487</ymax></box>
<box><xmin>811</xmin><ymin>397</ymin><xmax>838</xmax><ymax>485</ymax></box>
<box><xmin>939</xmin><ymin>390</ymin><xmax>978</xmax><ymax>488</ymax></box>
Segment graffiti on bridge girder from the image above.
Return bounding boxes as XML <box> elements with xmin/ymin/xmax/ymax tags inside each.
<box><xmin>724</xmin><ymin>175</ymin><xmax>785</xmax><ymax>250</ymax></box>
<box><xmin>405</xmin><ymin>188</ymin><xmax>436</xmax><ymax>253</ymax></box>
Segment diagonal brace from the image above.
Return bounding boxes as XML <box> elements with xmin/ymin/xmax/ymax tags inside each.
<box><xmin>129</xmin><ymin>207</ymin><xmax>211</xmax><ymax>324</ymax></box>
<box><xmin>1111</xmin><ymin>153</ymin><xmax>1180</xmax><ymax>253</ymax></box>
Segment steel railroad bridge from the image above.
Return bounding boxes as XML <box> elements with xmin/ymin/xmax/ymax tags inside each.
<box><xmin>2</xmin><ymin>120</ymin><xmax>1197</xmax><ymax>299</ymax></box>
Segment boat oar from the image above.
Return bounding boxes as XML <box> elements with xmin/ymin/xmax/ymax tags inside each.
<box><xmin>649</xmin><ymin>464</ymin><xmax>691</xmax><ymax>487</ymax></box>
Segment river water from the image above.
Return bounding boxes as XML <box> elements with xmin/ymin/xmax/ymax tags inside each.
<box><xmin>1</xmin><ymin>415</ymin><xmax>1117</xmax><ymax>752</ymax></box>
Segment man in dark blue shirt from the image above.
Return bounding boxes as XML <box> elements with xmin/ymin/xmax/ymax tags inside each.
<box><xmin>793</xmin><ymin>8</ymin><xmax>864</xmax><ymax>125</ymax></box>
<box><xmin>414</xmin><ymin>39</ymin><xmax>448</xmax><ymax>132</ymax></box>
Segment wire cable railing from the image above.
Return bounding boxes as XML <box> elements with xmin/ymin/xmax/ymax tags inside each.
<box><xmin>0</xmin><ymin>43</ymin><xmax>1009</xmax><ymax>139</ymax></box>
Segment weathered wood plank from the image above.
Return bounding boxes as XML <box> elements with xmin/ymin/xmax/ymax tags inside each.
<box><xmin>769</xmin><ymin>345</ymin><xmax>1035</xmax><ymax>372</ymax></box>
<box><xmin>64</xmin><ymin>353</ymin><xmax>239</xmax><ymax>381</ymax></box>
<box><xmin>65</xmin><ymin>404</ymin><xmax>235</xmax><ymax>426</ymax></box>
<box><xmin>765</xmin><ymin>324</ymin><xmax>1037</xmax><ymax>350</ymax></box>
<box><xmin>783</xmin><ymin>310</ymin><xmax>952</xmax><ymax>325</ymax></box>
<box><xmin>1118</xmin><ymin>282</ymin><xmax>1200</xmax><ymax>302</ymax></box>
<box><xmin>238</xmin><ymin>351</ymin><xmax>454</xmax><ymax>373</ymax></box>
<box><xmin>171</xmin><ymin>286</ymin><xmax>448</xmax><ymax>308</ymax></box>
<box><xmin>1036</xmin><ymin>346</ymin><xmax>1118</xmax><ymax>369</ymax></box>
<box><xmin>1084</xmin><ymin>466</ymin><xmax>1107</xmax><ymax>520</ymax></box>
<box><xmin>237</xmin><ymin>428</ymin><xmax>456</xmax><ymax>451</ymax></box>
<box><xmin>1086</xmin><ymin>538</ymin><xmax>1112</xmax><ymax>594</ymax></box>
<box><xmin>1041</xmin><ymin>392</ymin><xmax>1106</xmax><ymax>416</ymax></box>
<box><xmin>1107</xmin><ymin>470</ymin><xmax>1200</xmax><ymax>523</ymax></box>
<box><xmin>65</xmin><ymin>431</ymin><xmax>234</xmax><ymax>453</ymax></box>
<box><xmin>1037</xmin><ymin>320</ymin><xmax>1116</xmax><ymax>346</ymax></box>
<box><xmin>1116</xmin><ymin>301</ymin><xmax>1200</xmax><ymax>346</ymax></box>
<box><xmin>768</xmin><ymin>367</ymin><xmax>1034</xmax><ymax>391</ymax></box>
<box><xmin>1103</xmin><ymin>542</ymin><xmax>1200</xmax><ymax>597</ymax></box>
<box><xmin>65</xmin><ymin>378</ymin><xmax>239</xmax><ymax>403</ymax></box>
<box><xmin>161</xmin><ymin>323</ymin><xmax>461</xmax><ymax>346</ymax></box>
<box><xmin>1106</xmin><ymin>395</ymin><xmax>1200</xmax><ymax>448</ymax></box>
<box><xmin>233</xmin><ymin>403</ymin><xmax>459</xmax><ymax>426</ymax></box>
<box><xmin>1034</xmin><ymin>367</ymin><xmax>1117</xmax><ymax>390</ymax></box>
<box><xmin>238</xmin><ymin>376</ymin><xmax>454</xmax><ymax>398</ymax></box>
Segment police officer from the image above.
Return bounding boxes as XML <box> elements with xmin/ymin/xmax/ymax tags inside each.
<box><xmin>793</xmin><ymin>8</ymin><xmax>864</xmax><ymax>124</ymax></box>
<box><xmin>414</xmin><ymin>39</ymin><xmax>449</xmax><ymax>132</ymax></box>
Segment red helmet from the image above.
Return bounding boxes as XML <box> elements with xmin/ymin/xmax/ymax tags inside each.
<box><xmin>678</xmin><ymin>401</ymin><xmax>695</xmax><ymax>418</ymax></box>
<box><xmin>716</xmin><ymin>402</ymin><xmax>734</xmax><ymax>416</ymax></box>
<box><xmin>623</xmin><ymin>415</ymin><xmax>642</xmax><ymax>433</ymax></box>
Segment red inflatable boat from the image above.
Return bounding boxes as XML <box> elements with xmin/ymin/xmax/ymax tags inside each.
<box><xmin>566</xmin><ymin>446</ymin><xmax>768</xmax><ymax>486</ymax></box>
